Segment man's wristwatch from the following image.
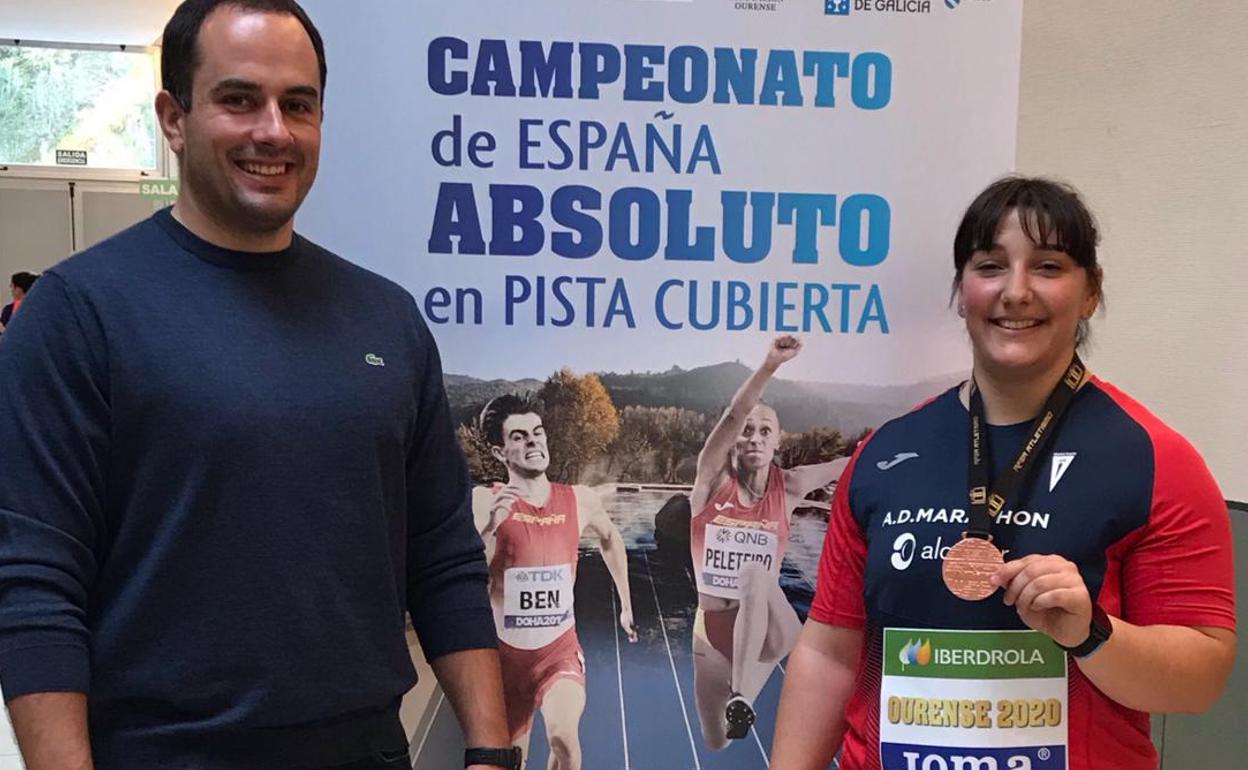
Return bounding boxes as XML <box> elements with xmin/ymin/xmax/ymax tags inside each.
<box><xmin>464</xmin><ymin>746</ymin><xmax>522</xmax><ymax>770</ymax></box>
<box><xmin>1057</xmin><ymin>602</ymin><xmax>1113</xmax><ymax>658</ymax></box>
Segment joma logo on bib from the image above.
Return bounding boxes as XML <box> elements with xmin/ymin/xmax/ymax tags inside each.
<box><xmin>900</xmin><ymin>751</ymin><xmax>1036</xmax><ymax>770</ymax></box>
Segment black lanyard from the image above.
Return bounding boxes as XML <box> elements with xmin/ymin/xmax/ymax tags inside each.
<box><xmin>966</xmin><ymin>355</ymin><xmax>1085</xmax><ymax>539</ymax></box>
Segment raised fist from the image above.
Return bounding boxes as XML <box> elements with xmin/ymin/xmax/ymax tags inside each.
<box><xmin>763</xmin><ymin>334</ymin><xmax>802</xmax><ymax>370</ymax></box>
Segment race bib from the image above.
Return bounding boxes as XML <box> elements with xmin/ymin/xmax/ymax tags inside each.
<box><xmin>698</xmin><ymin>523</ymin><xmax>778</xmax><ymax>599</ymax></box>
<box><xmin>503</xmin><ymin>563</ymin><xmax>575</xmax><ymax>632</ymax></box>
<box><xmin>880</xmin><ymin>628</ymin><xmax>1068</xmax><ymax>770</ymax></box>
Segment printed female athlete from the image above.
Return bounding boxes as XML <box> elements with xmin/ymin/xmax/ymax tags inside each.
<box><xmin>689</xmin><ymin>334</ymin><xmax>848</xmax><ymax>749</ymax></box>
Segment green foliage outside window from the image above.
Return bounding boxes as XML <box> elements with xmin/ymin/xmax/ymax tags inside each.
<box><xmin>0</xmin><ymin>44</ymin><xmax>158</xmax><ymax>169</ymax></box>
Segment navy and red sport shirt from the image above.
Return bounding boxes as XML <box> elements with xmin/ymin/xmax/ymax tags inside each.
<box><xmin>811</xmin><ymin>378</ymin><xmax>1236</xmax><ymax>770</ymax></box>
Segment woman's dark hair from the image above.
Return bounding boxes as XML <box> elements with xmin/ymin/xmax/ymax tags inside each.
<box><xmin>952</xmin><ymin>175</ymin><xmax>1104</xmax><ymax>346</ymax></box>
<box><xmin>161</xmin><ymin>0</ymin><xmax>327</xmax><ymax>111</ymax></box>
<box><xmin>479</xmin><ymin>394</ymin><xmax>545</xmax><ymax>448</ymax></box>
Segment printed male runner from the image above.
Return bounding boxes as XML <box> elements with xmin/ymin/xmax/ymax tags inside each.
<box><xmin>474</xmin><ymin>394</ymin><xmax>638</xmax><ymax>770</ymax></box>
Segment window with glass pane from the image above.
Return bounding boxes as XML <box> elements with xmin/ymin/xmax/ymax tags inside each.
<box><xmin>0</xmin><ymin>42</ymin><xmax>159</xmax><ymax>171</ymax></box>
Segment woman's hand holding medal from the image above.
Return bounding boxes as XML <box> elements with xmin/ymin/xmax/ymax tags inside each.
<box><xmin>992</xmin><ymin>553</ymin><xmax>1093</xmax><ymax>649</ymax></box>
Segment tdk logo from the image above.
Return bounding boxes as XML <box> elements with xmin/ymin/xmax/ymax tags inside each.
<box><xmin>825</xmin><ymin>0</ymin><xmax>850</xmax><ymax>15</ymax></box>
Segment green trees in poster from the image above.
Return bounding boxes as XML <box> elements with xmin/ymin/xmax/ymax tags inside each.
<box><xmin>453</xmin><ymin>371</ymin><xmax>866</xmax><ymax>487</ymax></box>
<box><xmin>456</xmin><ymin>423</ymin><xmax>505</xmax><ymax>483</ymax></box>
<box><xmin>538</xmin><ymin>368</ymin><xmax>620</xmax><ymax>483</ymax></box>
<box><xmin>609</xmin><ymin>406</ymin><xmax>712</xmax><ymax>483</ymax></box>
<box><xmin>778</xmin><ymin>426</ymin><xmax>850</xmax><ymax>468</ymax></box>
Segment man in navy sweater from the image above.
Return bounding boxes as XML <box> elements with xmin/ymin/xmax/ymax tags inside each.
<box><xmin>0</xmin><ymin>2</ymin><xmax>516</xmax><ymax>769</ymax></box>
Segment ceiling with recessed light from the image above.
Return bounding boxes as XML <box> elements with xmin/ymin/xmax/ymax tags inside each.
<box><xmin>0</xmin><ymin>0</ymin><xmax>181</xmax><ymax>47</ymax></box>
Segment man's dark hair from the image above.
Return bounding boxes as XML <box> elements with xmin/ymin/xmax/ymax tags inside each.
<box><xmin>479</xmin><ymin>394</ymin><xmax>544</xmax><ymax>448</ymax></box>
<box><xmin>11</xmin><ymin>272</ymin><xmax>38</xmax><ymax>293</ymax></box>
<box><xmin>161</xmin><ymin>0</ymin><xmax>328</xmax><ymax>111</ymax></box>
<box><xmin>952</xmin><ymin>175</ymin><xmax>1104</xmax><ymax>346</ymax></box>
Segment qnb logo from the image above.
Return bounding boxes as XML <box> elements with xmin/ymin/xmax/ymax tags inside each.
<box><xmin>825</xmin><ymin>0</ymin><xmax>851</xmax><ymax>15</ymax></box>
<box><xmin>898</xmin><ymin>638</ymin><xmax>932</xmax><ymax>668</ymax></box>
<box><xmin>890</xmin><ymin>532</ymin><xmax>917</xmax><ymax>570</ymax></box>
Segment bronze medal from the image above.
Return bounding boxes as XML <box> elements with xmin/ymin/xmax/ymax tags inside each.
<box><xmin>953</xmin><ymin>358</ymin><xmax>1084</xmax><ymax>602</ymax></box>
<box><xmin>941</xmin><ymin>535</ymin><xmax>1003</xmax><ymax>601</ymax></box>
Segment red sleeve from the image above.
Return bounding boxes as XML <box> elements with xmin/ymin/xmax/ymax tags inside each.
<box><xmin>809</xmin><ymin>440</ymin><xmax>870</xmax><ymax>628</ymax></box>
<box><xmin>1103</xmin><ymin>385</ymin><xmax>1236</xmax><ymax>630</ymax></box>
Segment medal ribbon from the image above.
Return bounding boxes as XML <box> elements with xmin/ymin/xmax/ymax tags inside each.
<box><xmin>966</xmin><ymin>355</ymin><xmax>1085</xmax><ymax>539</ymax></box>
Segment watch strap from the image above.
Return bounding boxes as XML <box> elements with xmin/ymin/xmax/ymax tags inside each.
<box><xmin>1057</xmin><ymin>603</ymin><xmax>1112</xmax><ymax>658</ymax></box>
<box><xmin>465</xmin><ymin>746</ymin><xmax>522</xmax><ymax>770</ymax></box>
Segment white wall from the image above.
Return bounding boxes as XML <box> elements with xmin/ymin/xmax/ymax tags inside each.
<box><xmin>1016</xmin><ymin>0</ymin><xmax>1248</xmax><ymax>501</ymax></box>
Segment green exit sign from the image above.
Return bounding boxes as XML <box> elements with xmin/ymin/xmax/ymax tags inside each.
<box><xmin>139</xmin><ymin>179</ymin><xmax>179</xmax><ymax>204</ymax></box>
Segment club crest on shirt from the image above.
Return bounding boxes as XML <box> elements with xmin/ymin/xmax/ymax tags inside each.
<box><xmin>1049</xmin><ymin>452</ymin><xmax>1076</xmax><ymax>492</ymax></box>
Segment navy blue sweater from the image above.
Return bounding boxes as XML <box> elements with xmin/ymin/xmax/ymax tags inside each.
<box><xmin>0</xmin><ymin>210</ymin><xmax>494</xmax><ymax>768</ymax></box>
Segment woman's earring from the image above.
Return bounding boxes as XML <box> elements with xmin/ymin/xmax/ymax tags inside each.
<box><xmin>957</xmin><ymin>305</ymin><xmax>966</xmax><ymax>318</ymax></box>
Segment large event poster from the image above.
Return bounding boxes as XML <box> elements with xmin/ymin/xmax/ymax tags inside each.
<box><xmin>299</xmin><ymin>1</ymin><xmax>1021</xmax><ymax>768</ymax></box>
